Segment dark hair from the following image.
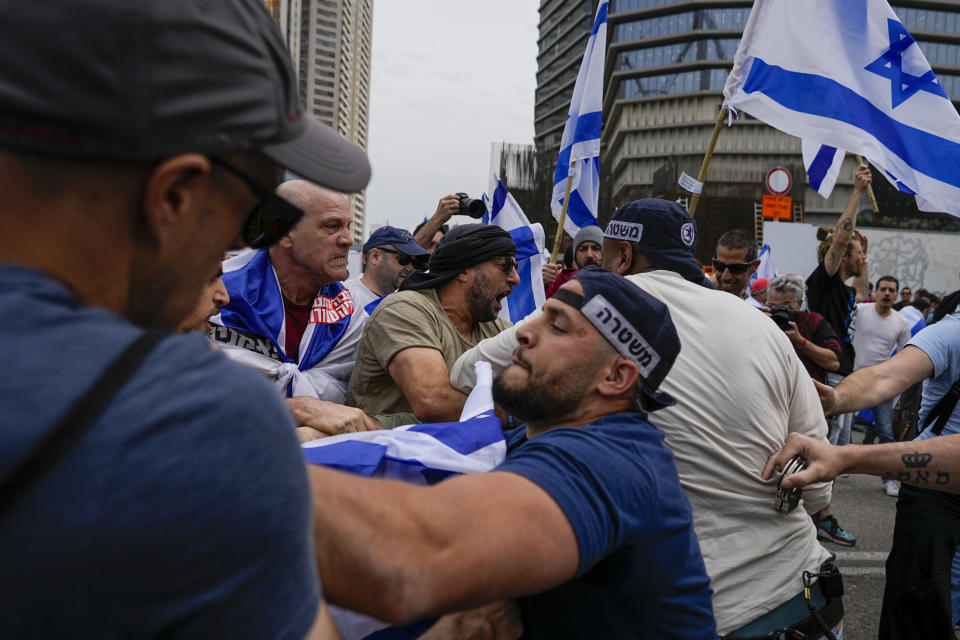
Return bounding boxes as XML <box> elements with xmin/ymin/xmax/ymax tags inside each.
<box><xmin>876</xmin><ymin>275</ymin><xmax>899</xmax><ymax>290</ymax></box>
<box><xmin>413</xmin><ymin>220</ymin><xmax>449</xmax><ymax>237</ymax></box>
<box><xmin>911</xmin><ymin>297</ymin><xmax>931</xmax><ymax>312</ymax></box>
<box><xmin>932</xmin><ymin>289</ymin><xmax>960</xmax><ymax>324</ymax></box>
<box><xmin>716</xmin><ymin>229</ymin><xmax>757</xmax><ymax>262</ymax></box>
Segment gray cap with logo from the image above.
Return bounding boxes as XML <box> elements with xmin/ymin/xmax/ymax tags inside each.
<box><xmin>0</xmin><ymin>0</ymin><xmax>370</xmax><ymax>193</ymax></box>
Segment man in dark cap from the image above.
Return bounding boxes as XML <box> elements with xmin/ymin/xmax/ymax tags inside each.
<box><xmin>453</xmin><ymin>199</ymin><xmax>839</xmax><ymax>638</ymax></box>
<box><xmin>0</xmin><ymin>0</ymin><xmax>369</xmax><ymax>636</ymax></box>
<box><xmin>345</xmin><ymin>225</ymin><xmax>430</xmax><ymax>310</ymax></box>
<box><xmin>309</xmin><ymin>270</ymin><xmax>717</xmax><ymax>639</ymax></box>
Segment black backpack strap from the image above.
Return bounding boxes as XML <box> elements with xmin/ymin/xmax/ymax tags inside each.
<box><xmin>0</xmin><ymin>331</ymin><xmax>166</xmax><ymax>508</ymax></box>
<box><xmin>922</xmin><ymin>376</ymin><xmax>960</xmax><ymax>436</ymax></box>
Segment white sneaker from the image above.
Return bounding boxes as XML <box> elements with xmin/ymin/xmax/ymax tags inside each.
<box><xmin>885</xmin><ymin>480</ymin><xmax>901</xmax><ymax>497</ymax></box>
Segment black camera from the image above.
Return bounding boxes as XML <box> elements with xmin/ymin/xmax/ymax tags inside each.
<box><xmin>768</xmin><ymin>304</ymin><xmax>797</xmax><ymax>332</ymax></box>
<box><xmin>455</xmin><ymin>192</ymin><xmax>487</xmax><ymax>219</ymax></box>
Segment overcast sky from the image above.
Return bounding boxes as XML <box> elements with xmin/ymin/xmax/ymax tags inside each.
<box><xmin>362</xmin><ymin>1</ymin><xmax>539</xmax><ymax>238</ymax></box>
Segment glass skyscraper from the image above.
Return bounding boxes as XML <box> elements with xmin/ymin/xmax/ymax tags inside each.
<box><xmin>534</xmin><ymin>0</ymin><xmax>960</xmax><ymax>251</ymax></box>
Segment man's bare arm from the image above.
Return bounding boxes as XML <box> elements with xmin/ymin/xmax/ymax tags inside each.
<box><xmin>414</xmin><ymin>195</ymin><xmax>459</xmax><ymax>250</ymax></box>
<box><xmin>389</xmin><ymin>347</ymin><xmax>468</xmax><ymax>422</ymax></box>
<box><xmin>309</xmin><ymin>468</ymin><xmax>579</xmax><ymax>625</ymax></box>
<box><xmin>823</xmin><ymin>164</ymin><xmax>870</xmax><ymax>277</ymax></box>
<box><xmin>763</xmin><ymin>432</ymin><xmax>960</xmax><ymax>493</ymax></box>
<box><xmin>821</xmin><ymin>345</ymin><xmax>934</xmax><ymax>415</ymax></box>
<box><xmin>852</xmin><ymin>234</ymin><xmax>870</xmax><ymax>302</ymax></box>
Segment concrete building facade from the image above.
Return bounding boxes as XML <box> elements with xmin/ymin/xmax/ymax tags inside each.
<box><xmin>535</xmin><ymin>0</ymin><xmax>960</xmax><ymax>259</ymax></box>
<box><xmin>265</xmin><ymin>0</ymin><xmax>374</xmax><ymax>244</ymax></box>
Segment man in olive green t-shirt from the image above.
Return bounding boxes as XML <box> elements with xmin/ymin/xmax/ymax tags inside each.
<box><xmin>346</xmin><ymin>224</ymin><xmax>519</xmax><ymax>427</ymax></box>
<box><xmin>290</xmin><ymin>224</ymin><xmax>520</xmax><ymax>436</ymax></box>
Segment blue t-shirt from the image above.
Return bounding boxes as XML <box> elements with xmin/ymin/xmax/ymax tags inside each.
<box><xmin>912</xmin><ymin>313</ymin><xmax>960</xmax><ymax>440</ymax></box>
<box><xmin>0</xmin><ymin>267</ymin><xmax>319</xmax><ymax>638</ymax></box>
<box><xmin>497</xmin><ymin>413</ymin><xmax>717</xmax><ymax>640</ymax></box>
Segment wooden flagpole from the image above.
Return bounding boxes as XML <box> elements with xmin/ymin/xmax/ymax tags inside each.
<box><xmin>688</xmin><ymin>107</ymin><xmax>728</xmax><ymax>217</ymax></box>
<box><xmin>855</xmin><ymin>154</ymin><xmax>880</xmax><ymax>213</ymax></box>
<box><xmin>550</xmin><ymin>160</ymin><xmax>577</xmax><ymax>264</ymax></box>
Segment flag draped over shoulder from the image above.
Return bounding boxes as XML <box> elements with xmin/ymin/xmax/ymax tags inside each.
<box><xmin>723</xmin><ymin>0</ymin><xmax>960</xmax><ymax>217</ymax></box>
<box><xmin>305</xmin><ymin>363</ymin><xmax>505</xmax><ymax>639</ymax></box>
<box><xmin>486</xmin><ymin>179</ymin><xmax>547</xmax><ymax>323</ymax></box>
<box><xmin>551</xmin><ymin>0</ymin><xmax>608</xmax><ymax>237</ymax></box>
<box><xmin>209</xmin><ymin>250</ymin><xmax>366</xmax><ymax>402</ymax></box>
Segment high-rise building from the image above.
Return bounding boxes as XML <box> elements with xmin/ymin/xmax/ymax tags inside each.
<box><xmin>265</xmin><ymin>0</ymin><xmax>374</xmax><ymax>245</ymax></box>
<box><xmin>535</xmin><ymin>0</ymin><xmax>960</xmax><ymax>257</ymax></box>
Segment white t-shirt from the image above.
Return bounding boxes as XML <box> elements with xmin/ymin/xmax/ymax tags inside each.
<box><xmin>451</xmin><ymin>270</ymin><xmax>831</xmax><ymax>634</ymax></box>
<box><xmin>344</xmin><ymin>275</ymin><xmax>382</xmax><ymax>311</ymax></box>
<box><xmin>852</xmin><ymin>302</ymin><xmax>911</xmax><ymax>370</ymax></box>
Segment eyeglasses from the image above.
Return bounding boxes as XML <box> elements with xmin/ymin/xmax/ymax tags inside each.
<box><xmin>497</xmin><ymin>256</ymin><xmax>518</xmax><ymax>274</ymax></box>
<box><xmin>378</xmin><ymin>247</ymin><xmax>427</xmax><ymax>269</ymax></box>
<box><xmin>209</xmin><ymin>157</ymin><xmax>304</xmax><ymax>249</ymax></box>
<box><xmin>712</xmin><ymin>258</ymin><xmax>754</xmax><ymax>275</ymax></box>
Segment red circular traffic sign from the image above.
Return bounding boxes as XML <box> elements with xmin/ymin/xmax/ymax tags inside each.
<box><xmin>766</xmin><ymin>167</ymin><xmax>792</xmax><ymax>195</ymax></box>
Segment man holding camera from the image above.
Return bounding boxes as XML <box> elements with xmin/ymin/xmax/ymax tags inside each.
<box><xmin>765</xmin><ymin>275</ymin><xmax>841</xmax><ymax>384</ymax></box>
<box><xmin>414</xmin><ymin>192</ymin><xmax>487</xmax><ymax>252</ymax></box>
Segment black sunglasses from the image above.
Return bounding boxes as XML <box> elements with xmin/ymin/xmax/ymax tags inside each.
<box><xmin>712</xmin><ymin>258</ymin><xmax>753</xmax><ymax>275</ymax></box>
<box><xmin>378</xmin><ymin>247</ymin><xmax>427</xmax><ymax>268</ymax></box>
<box><xmin>498</xmin><ymin>256</ymin><xmax>518</xmax><ymax>274</ymax></box>
<box><xmin>209</xmin><ymin>157</ymin><xmax>304</xmax><ymax>249</ymax></box>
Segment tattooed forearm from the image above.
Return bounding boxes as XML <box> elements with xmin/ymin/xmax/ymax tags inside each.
<box><xmin>902</xmin><ymin>451</ymin><xmax>932</xmax><ymax>468</ymax></box>
<box><xmin>883</xmin><ymin>469</ymin><xmax>950</xmax><ymax>486</ymax></box>
<box><xmin>839</xmin><ymin>219</ymin><xmax>853</xmax><ymax>232</ymax></box>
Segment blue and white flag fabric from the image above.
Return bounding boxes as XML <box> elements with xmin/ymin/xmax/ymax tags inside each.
<box><xmin>898</xmin><ymin>304</ymin><xmax>927</xmax><ymax>337</ymax></box>
<box><xmin>490</xmin><ymin>179</ymin><xmax>533</xmax><ymax>231</ymax></box>
<box><xmin>484</xmin><ymin>180</ymin><xmax>547</xmax><ymax>323</ymax></box>
<box><xmin>723</xmin><ymin>0</ymin><xmax>960</xmax><ymax>217</ymax></box>
<box><xmin>209</xmin><ymin>250</ymin><xmax>366</xmax><ymax>402</ymax></box>
<box><xmin>802</xmin><ymin>141</ymin><xmax>846</xmax><ymax>199</ymax></box>
<box><xmin>751</xmin><ymin>244</ymin><xmax>777</xmax><ymax>286</ymax></box>
<box><xmin>304</xmin><ymin>362</ymin><xmax>505</xmax><ymax>640</ymax></box>
<box><xmin>550</xmin><ymin>0</ymin><xmax>608</xmax><ymax>237</ymax></box>
<box><xmin>502</xmin><ymin>223</ymin><xmax>547</xmax><ymax>324</ymax></box>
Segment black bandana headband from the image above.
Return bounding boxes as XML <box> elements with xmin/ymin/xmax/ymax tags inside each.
<box><xmin>401</xmin><ymin>224</ymin><xmax>517</xmax><ymax>292</ymax></box>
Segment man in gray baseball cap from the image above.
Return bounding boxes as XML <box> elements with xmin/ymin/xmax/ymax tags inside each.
<box><xmin>0</xmin><ymin>1</ymin><xmax>367</xmax><ymax>637</ymax></box>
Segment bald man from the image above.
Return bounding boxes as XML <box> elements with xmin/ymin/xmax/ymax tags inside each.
<box><xmin>210</xmin><ymin>180</ymin><xmax>368</xmax><ymax>405</ymax></box>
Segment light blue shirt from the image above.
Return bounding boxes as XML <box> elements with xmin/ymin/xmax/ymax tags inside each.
<box><xmin>912</xmin><ymin>313</ymin><xmax>960</xmax><ymax>440</ymax></box>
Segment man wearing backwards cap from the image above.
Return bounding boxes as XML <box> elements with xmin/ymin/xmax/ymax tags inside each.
<box><xmin>345</xmin><ymin>225</ymin><xmax>430</xmax><ymax>310</ymax></box>
<box><xmin>604</xmin><ymin>200</ymin><xmax>839</xmax><ymax>637</ymax></box>
<box><xmin>452</xmin><ymin>199</ymin><xmax>837</xmax><ymax>637</ymax></box>
<box><xmin>308</xmin><ymin>270</ymin><xmax>717</xmax><ymax>639</ymax></box>
<box><xmin>0</xmin><ymin>1</ymin><xmax>368</xmax><ymax>636</ymax></box>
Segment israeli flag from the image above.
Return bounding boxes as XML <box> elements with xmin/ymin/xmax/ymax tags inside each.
<box><xmin>802</xmin><ymin>141</ymin><xmax>846</xmax><ymax>199</ymax></box>
<box><xmin>305</xmin><ymin>363</ymin><xmax>505</xmax><ymax>639</ymax></box>
<box><xmin>503</xmin><ymin>223</ymin><xmax>547</xmax><ymax>324</ymax></box>
<box><xmin>751</xmin><ymin>244</ymin><xmax>777</xmax><ymax>285</ymax></box>
<box><xmin>485</xmin><ymin>179</ymin><xmax>547</xmax><ymax>323</ymax></box>
<box><xmin>550</xmin><ymin>0</ymin><xmax>608</xmax><ymax>237</ymax></box>
<box><xmin>898</xmin><ymin>304</ymin><xmax>927</xmax><ymax>336</ymax></box>
<box><xmin>723</xmin><ymin>0</ymin><xmax>960</xmax><ymax>217</ymax></box>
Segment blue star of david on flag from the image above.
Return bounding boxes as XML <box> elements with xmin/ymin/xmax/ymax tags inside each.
<box><xmin>864</xmin><ymin>19</ymin><xmax>948</xmax><ymax>108</ymax></box>
<box><xmin>723</xmin><ymin>0</ymin><xmax>960</xmax><ymax>219</ymax></box>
